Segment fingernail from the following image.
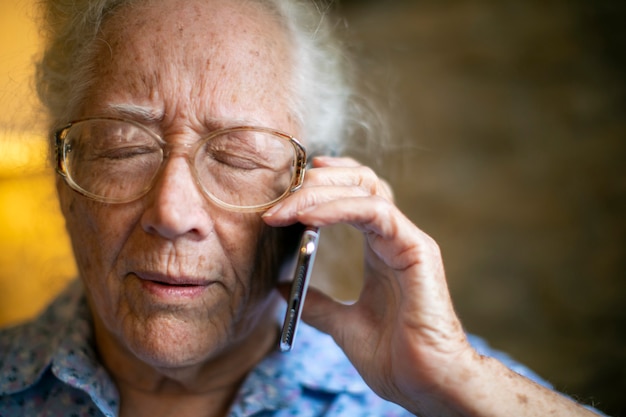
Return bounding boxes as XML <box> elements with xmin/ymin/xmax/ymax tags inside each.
<box><xmin>262</xmin><ymin>202</ymin><xmax>283</xmax><ymax>217</ymax></box>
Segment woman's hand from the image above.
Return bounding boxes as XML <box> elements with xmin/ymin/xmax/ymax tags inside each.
<box><xmin>263</xmin><ymin>156</ymin><xmax>472</xmax><ymax>412</ymax></box>
<box><xmin>262</xmin><ymin>156</ymin><xmax>600</xmax><ymax>417</ymax></box>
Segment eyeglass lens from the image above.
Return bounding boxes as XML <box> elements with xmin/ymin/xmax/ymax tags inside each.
<box><xmin>60</xmin><ymin>119</ymin><xmax>299</xmax><ymax>207</ymax></box>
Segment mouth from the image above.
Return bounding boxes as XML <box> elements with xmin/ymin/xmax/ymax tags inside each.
<box><xmin>133</xmin><ymin>272</ymin><xmax>214</xmax><ymax>299</ymax></box>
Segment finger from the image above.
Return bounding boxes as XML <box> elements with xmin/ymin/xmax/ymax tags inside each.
<box><xmin>311</xmin><ymin>155</ymin><xmax>363</xmax><ymax>168</ymax></box>
<box><xmin>263</xmin><ymin>185</ymin><xmax>371</xmax><ymax>226</ymax></box>
<box><xmin>295</xmin><ymin>195</ymin><xmax>401</xmax><ymax>238</ymax></box>
<box><xmin>310</xmin><ymin>156</ymin><xmax>393</xmax><ymax>201</ymax></box>
<box><xmin>303</xmin><ymin>166</ymin><xmax>393</xmax><ymax>200</ymax></box>
<box><xmin>293</xmin><ymin>196</ymin><xmax>427</xmax><ymax>272</ymax></box>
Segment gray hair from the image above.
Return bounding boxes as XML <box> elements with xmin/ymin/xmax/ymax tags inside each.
<box><xmin>35</xmin><ymin>0</ymin><xmax>360</xmax><ymax>156</ymax></box>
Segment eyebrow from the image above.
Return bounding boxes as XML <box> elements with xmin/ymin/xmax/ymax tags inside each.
<box><xmin>103</xmin><ymin>103</ymin><xmax>164</xmax><ymax>123</ymax></box>
<box><xmin>101</xmin><ymin>103</ymin><xmax>275</xmax><ymax>133</ymax></box>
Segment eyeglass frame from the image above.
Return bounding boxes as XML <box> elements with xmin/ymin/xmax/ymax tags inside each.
<box><xmin>54</xmin><ymin>117</ymin><xmax>308</xmax><ymax>212</ymax></box>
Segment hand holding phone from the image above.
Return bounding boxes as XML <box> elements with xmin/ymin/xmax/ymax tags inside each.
<box><xmin>279</xmin><ymin>226</ymin><xmax>320</xmax><ymax>352</ymax></box>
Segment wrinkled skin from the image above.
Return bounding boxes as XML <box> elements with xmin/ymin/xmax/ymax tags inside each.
<box><xmin>58</xmin><ymin>0</ymin><xmax>301</xmax><ymax>414</ymax></box>
<box><xmin>57</xmin><ymin>0</ymin><xmax>602</xmax><ymax>416</ymax></box>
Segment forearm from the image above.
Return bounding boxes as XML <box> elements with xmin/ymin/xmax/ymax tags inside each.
<box><xmin>403</xmin><ymin>349</ymin><xmax>600</xmax><ymax>417</ymax></box>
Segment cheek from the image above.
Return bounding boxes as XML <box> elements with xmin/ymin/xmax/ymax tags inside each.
<box><xmin>211</xmin><ymin>216</ymin><xmax>280</xmax><ymax>312</ymax></box>
<box><xmin>61</xmin><ymin>193</ymin><xmax>145</xmax><ymax>336</ymax></box>
<box><xmin>60</xmin><ymin>188</ymin><xmax>93</xmax><ymax>270</ymax></box>
<box><xmin>59</xmin><ymin>187</ymin><xmax>139</xmax><ymax>282</ymax></box>
<box><xmin>224</xmin><ymin>221</ymin><xmax>303</xmax><ymax>337</ymax></box>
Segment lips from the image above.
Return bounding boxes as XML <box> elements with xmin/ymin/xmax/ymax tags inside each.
<box><xmin>132</xmin><ymin>271</ymin><xmax>214</xmax><ymax>299</ymax></box>
<box><xmin>138</xmin><ymin>272</ymin><xmax>207</xmax><ymax>286</ymax></box>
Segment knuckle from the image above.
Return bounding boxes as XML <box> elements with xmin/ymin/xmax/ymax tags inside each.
<box><xmin>421</xmin><ymin>232</ymin><xmax>441</xmax><ymax>257</ymax></box>
<box><xmin>379</xmin><ymin>179</ymin><xmax>395</xmax><ymax>201</ymax></box>
<box><xmin>355</xmin><ymin>166</ymin><xmax>394</xmax><ymax>201</ymax></box>
<box><xmin>355</xmin><ymin>166</ymin><xmax>379</xmax><ymax>190</ymax></box>
<box><xmin>370</xmin><ymin>196</ymin><xmax>395</xmax><ymax>223</ymax></box>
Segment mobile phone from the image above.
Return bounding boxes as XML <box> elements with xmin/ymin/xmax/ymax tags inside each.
<box><xmin>279</xmin><ymin>226</ymin><xmax>320</xmax><ymax>352</ymax></box>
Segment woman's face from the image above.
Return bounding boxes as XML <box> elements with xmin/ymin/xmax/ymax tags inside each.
<box><xmin>58</xmin><ymin>0</ymin><xmax>297</xmax><ymax>370</ymax></box>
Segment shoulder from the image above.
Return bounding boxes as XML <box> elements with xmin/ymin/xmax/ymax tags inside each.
<box><xmin>259</xmin><ymin>322</ymin><xmax>413</xmax><ymax>416</ymax></box>
<box><xmin>0</xmin><ymin>280</ymin><xmax>87</xmax><ymax>395</ymax></box>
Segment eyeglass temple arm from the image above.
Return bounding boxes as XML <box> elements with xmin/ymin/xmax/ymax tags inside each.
<box><xmin>291</xmin><ymin>142</ymin><xmax>308</xmax><ymax>192</ymax></box>
<box><xmin>53</xmin><ymin>126</ymin><xmax>71</xmax><ymax>177</ymax></box>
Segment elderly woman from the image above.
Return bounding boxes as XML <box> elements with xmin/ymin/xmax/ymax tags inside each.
<box><xmin>0</xmin><ymin>0</ymin><xmax>604</xmax><ymax>416</ymax></box>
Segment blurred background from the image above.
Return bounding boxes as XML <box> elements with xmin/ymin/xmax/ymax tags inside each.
<box><xmin>1</xmin><ymin>0</ymin><xmax>624</xmax><ymax>416</ymax></box>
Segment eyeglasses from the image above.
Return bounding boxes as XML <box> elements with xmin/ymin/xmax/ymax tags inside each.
<box><xmin>54</xmin><ymin>117</ymin><xmax>307</xmax><ymax>212</ymax></box>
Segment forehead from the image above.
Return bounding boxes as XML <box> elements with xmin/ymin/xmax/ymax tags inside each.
<box><xmin>81</xmin><ymin>0</ymin><xmax>295</xmax><ymax>130</ymax></box>
<box><xmin>103</xmin><ymin>0</ymin><xmax>286</xmax><ymax>57</ymax></box>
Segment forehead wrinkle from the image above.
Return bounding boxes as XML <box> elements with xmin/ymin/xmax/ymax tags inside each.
<box><xmin>86</xmin><ymin>0</ymin><xmax>297</xmax><ymax>133</ymax></box>
<box><xmin>103</xmin><ymin>103</ymin><xmax>165</xmax><ymax>123</ymax></box>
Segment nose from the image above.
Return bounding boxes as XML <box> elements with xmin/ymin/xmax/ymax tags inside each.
<box><xmin>140</xmin><ymin>154</ymin><xmax>213</xmax><ymax>241</ymax></box>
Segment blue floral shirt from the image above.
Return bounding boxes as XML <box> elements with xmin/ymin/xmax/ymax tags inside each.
<box><xmin>0</xmin><ymin>280</ymin><xmax>589</xmax><ymax>417</ymax></box>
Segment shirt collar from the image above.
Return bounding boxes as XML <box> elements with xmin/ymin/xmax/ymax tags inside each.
<box><xmin>229</xmin><ymin>314</ymin><xmax>370</xmax><ymax>414</ymax></box>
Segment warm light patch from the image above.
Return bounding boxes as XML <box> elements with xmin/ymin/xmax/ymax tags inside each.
<box><xmin>0</xmin><ymin>0</ymin><xmax>76</xmax><ymax>326</ymax></box>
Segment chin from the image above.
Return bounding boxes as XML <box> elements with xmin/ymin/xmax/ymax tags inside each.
<box><xmin>120</xmin><ymin>312</ymin><xmax>232</xmax><ymax>369</ymax></box>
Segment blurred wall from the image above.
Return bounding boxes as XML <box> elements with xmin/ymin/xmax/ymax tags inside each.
<box><xmin>1</xmin><ymin>0</ymin><xmax>624</xmax><ymax>416</ymax></box>
<box><xmin>330</xmin><ymin>1</ymin><xmax>625</xmax><ymax>416</ymax></box>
